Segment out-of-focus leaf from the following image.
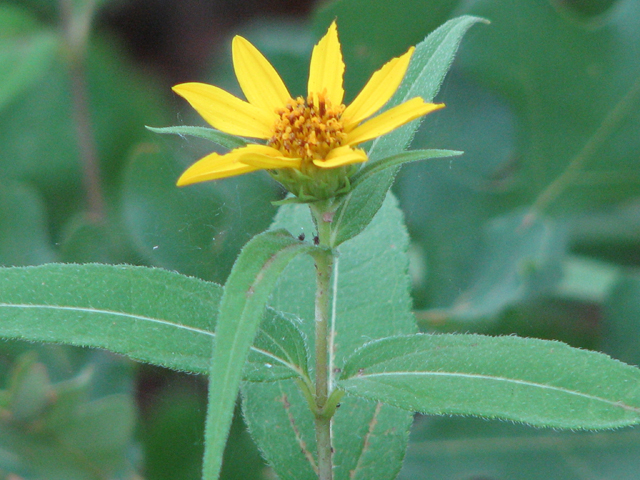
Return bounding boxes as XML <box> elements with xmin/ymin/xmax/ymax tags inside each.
<box><xmin>57</xmin><ymin>212</ymin><xmax>138</xmax><ymax>264</ymax></box>
<box><xmin>602</xmin><ymin>274</ymin><xmax>640</xmax><ymax>367</ymax></box>
<box><xmin>0</xmin><ymin>181</ymin><xmax>56</xmax><ymax>266</ymax></box>
<box><xmin>142</xmin><ymin>385</ymin><xmax>267</xmax><ymax>480</ymax></box>
<box><xmin>399</xmin><ymin>416</ymin><xmax>640</xmax><ymax>480</ymax></box>
<box><xmin>122</xmin><ymin>143</ymin><xmax>277</xmax><ymax>283</ymax></box>
<box><xmin>243</xmin><ymin>194</ymin><xmax>416</xmax><ymax>480</ymax></box>
<box><xmin>455</xmin><ymin>0</ymin><xmax>640</xmax><ymax>212</ymax></box>
<box><xmin>0</xmin><ymin>5</ymin><xmax>59</xmax><ymax>111</ymax></box>
<box><xmin>557</xmin><ymin>255</ymin><xmax>621</xmax><ymax>303</ymax></box>
<box><xmin>0</xmin><ymin>354</ymin><xmax>136</xmax><ymax>480</ymax></box>
<box><xmin>0</xmin><ymin>35</ymin><xmax>170</xmax><ymax>233</ymax></box>
<box><xmin>395</xmin><ymin>73</ymin><xmax>517</xmax><ymax>311</ymax></box>
<box><xmin>339</xmin><ymin>334</ymin><xmax>640</xmax><ymax>429</ymax></box>
<box><xmin>5</xmin><ymin>353</ymin><xmax>51</xmax><ymax>422</ymax></box>
<box><xmin>399</xmin><ymin>0</ymin><xmax>640</xmax><ymax>317</ymax></box>
<box><xmin>420</xmin><ymin>210</ymin><xmax>567</xmax><ymax>323</ymax></box>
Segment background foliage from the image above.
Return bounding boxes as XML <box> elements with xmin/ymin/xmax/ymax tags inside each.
<box><xmin>0</xmin><ymin>0</ymin><xmax>639</xmax><ymax>478</ymax></box>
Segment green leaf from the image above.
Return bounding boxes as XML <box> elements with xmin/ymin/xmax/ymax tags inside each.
<box><xmin>0</xmin><ymin>181</ymin><xmax>56</xmax><ymax>266</ymax></box>
<box><xmin>339</xmin><ymin>334</ymin><xmax>640</xmax><ymax>429</ymax></box>
<box><xmin>330</xmin><ymin>16</ymin><xmax>485</xmax><ymax>246</ymax></box>
<box><xmin>0</xmin><ymin>264</ymin><xmax>220</xmax><ymax>373</ymax></box>
<box><xmin>243</xmin><ymin>194</ymin><xmax>416</xmax><ymax>480</ymax></box>
<box><xmin>246</xmin><ymin>307</ymin><xmax>310</xmax><ymax>382</ymax></box>
<box><xmin>146</xmin><ymin>125</ymin><xmax>251</xmax><ymax>150</ymax></box>
<box><xmin>557</xmin><ymin>255</ymin><xmax>621</xmax><ymax>303</ymax></box>
<box><xmin>454</xmin><ymin>0</ymin><xmax>640</xmax><ymax>212</ymax></box>
<box><xmin>423</xmin><ymin>210</ymin><xmax>568</xmax><ymax>323</ymax></box>
<box><xmin>400</xmin><ymin>416</ymin><xmax>640</xmax><ymax>480</ymax></box>
<box><xmin>0</xmin><ymin>5</ymin><xmax>59</xmax><ymax>111</ymax></box>
<box><xmin>202</xmin><ymin>229</ymin><xmax>316</xmax><ymax>479</ymax></box>
<box><xmin>602</xmin><ymin>273</ymin><xmax>640</xmax><ymax>367</ymax></box>
<box><xmin>0</xmin><ymin>263</ymin><xmax>306</xmax><ymax>382</ymax></box>
<box><xmin>7</xmin><ymin>353</ymin><xmax>51</xmax><ymax>422</ymax></box>
<box><xmin>0</xmin><ymin>356</ymin><xmax>136</xmax><ymax>480</ymax></box>
<box><xmin>350</xmin><ymin>149</ymin><xmax>463</xmax><ymax>190</ymax></box>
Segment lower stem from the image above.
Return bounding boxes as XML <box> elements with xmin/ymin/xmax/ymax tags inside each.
<box><xmin>311</xmin><ymin>203</ymin><xmax>335</xmax><ymax>480</ymax></box>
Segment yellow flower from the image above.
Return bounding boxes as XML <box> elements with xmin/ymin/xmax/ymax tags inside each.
<box><xmin>173</xmin><ymin>21</ymin><xmax>444</xmax><ymax>199</ymax></box>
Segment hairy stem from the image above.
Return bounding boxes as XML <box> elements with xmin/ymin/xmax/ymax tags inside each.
<box><xmin>311</xmin><ymin>203</ymin><xmax>336</xmax><ymax>480</ymax></box>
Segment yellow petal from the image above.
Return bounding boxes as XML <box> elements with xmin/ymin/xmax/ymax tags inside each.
<box><xmin>342</xmin><ymin>47</ymin><xmax>414</xmax><ymax>128</ymax></box>
<box><xmin>345</xmin><ymin>98</ymin><xmax>444</xmax><ymax>146</ymax></box>
<box><xmin>176</xmin><ymin>146</ymin><xmax>262</xmax><ymax>186</ymax></box>
<box><xmin>314</xmin><ymin>146</ymin><xmax>368</xmax><ymax>169</ymax></box>
<box><xmin>308</xmin><ymin>21</ymin><xmax>345</xmax><ymax>105</ymax></box>
<box><xmin>237</xmin><ymin>144</ymin><xmax>302</xmax><ymax>169</ymax></box>
<box><xmin>173</xmin><ymin>82</ymin><xmax>275</xmax><ymax>139</ymax></box>
<box><xmin>240</xmin><ymin>154</ymin><xmax>302</xmax><ymax>170</ymax></box>
<box><xmin>232</xmin><ymin>36</ymin><xmax>291</xmax><ymax>112</ymax></box>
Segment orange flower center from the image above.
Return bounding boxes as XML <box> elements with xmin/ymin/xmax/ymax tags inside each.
<box><xmin>269</xmin><ymin>92</ymin><xmax>346</xmax><ymax>161</ymax></box>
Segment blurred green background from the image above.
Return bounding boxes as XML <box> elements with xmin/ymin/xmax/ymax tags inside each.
<box><xmin>1</xmin><ymin>0</ymin><xmax>639</xmax><ymax>478</ymax></box>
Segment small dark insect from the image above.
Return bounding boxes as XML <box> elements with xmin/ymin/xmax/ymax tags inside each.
<box><xmin>313</xmin><ymin>235</ymin><xmax>320</xmax><ymax>246</ymax></box>
<box><xmin>298</xmin><ymin>233</ymin><xmax>306</xmax><ymax>241</ymax></box>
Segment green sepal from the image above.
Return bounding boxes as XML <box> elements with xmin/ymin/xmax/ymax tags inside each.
<box><xmin>145</xmin><ymin>125</ymin><xmax>252</xmax><ymax>150</ymax></box>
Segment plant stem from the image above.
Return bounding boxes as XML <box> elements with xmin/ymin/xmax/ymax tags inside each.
<box><xmin>311</xmin><ymin>202</ymin><xmax>335</xmax><ymax>480</ymax></box>
<box><xmin>60</xmin><ymin>0</ymin><xmax>105</xmax><ymax>221</ymax></box>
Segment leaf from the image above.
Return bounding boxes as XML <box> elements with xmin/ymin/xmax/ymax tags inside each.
<box><xmin>400</xmin><ymin>416</ymin><xmax>640</xmax><ymax>480</ymax></box>
<box><xmin>0</xmin><ymin>263</ymin><xmax>305</xmax><ymax>381</ymax></box>
<box><xmin>433</xmin><ymin>210</ymin><xmax>568</xmax><ymax>322</ymax></box>
<box><xmin>454</xmin><ymin>0</ymin><xmax>640</xmax><ymax>211</ymax></box>
<box><xmin>0</xmin><ymin>5</ymin><xmax>59</xmax><ymax>111</ymax></box>
<box><xmin>202</xmin><ymin>229</ymin><xmax>316</xmax><ymax>479</ymax></box>
<box><xmin>330</xmin><ymin>16</ymin><xmax>485</xmax><ymax>246</ymax></box>
<box><xmin>246</xmin><ymin>307</ymin><xmax>310</xmax><ymax>382</ymax></box>
<box><xmin>0</xmin><ymin>181</ymin><xmax>56</xmax><ymax>266</ymax></box>
<box><xmin>243</xmin><ymin>194</ymin><xmax>417</xmax><ymax>480</ymax></box>
<box><xmin>350</xmin><ymin>149</ymin><xmax>463</xmax><ymax>189</ymax></box>
<box><xmin>602</xmin><ymin>273</ymin><xmax>640</xmax><ymax>367</ymax></box>
<box><xmin>146</xmin><ymin>125</ymin><xmax>251</xmax><ymax>150</ymax></box>
<box><xmin>339</xmin><ymin>334</ymin><xmax>640</xmax><ymax>429</ymax></box>
<box><xmin>0</xmin><ymin>263</ymin><xmax>220</xmax><ymax>372</ymax></box>
<box><xmin>0</xmin><ymin>355</ymin><xmax>137</xmax><ymax>480</ymax></box>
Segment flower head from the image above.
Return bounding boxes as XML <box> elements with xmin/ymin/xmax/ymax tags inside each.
<box><xmin>173</xmin><ymin>21</ymin><xmax>444</xmax><ymax>201</ymax></box>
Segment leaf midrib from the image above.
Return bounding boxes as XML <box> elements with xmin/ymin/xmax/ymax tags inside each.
<box><xmin>0</xmin><ymin>303</ymin><xmax>302</xmax><ymax>374</ymax></box>
<box><xmin>343</xmin><ymin>371</ymin><xmax>640</xmax><ymax>411</ymax></box>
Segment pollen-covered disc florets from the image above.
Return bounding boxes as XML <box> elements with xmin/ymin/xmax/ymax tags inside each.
<box><xmin>269</xmin><ymin>93</ymin><xmax>346</xmax><ymax>163</ymax></box>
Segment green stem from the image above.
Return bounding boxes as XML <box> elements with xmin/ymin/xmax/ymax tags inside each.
<box><xmin>310</xmin><ymin>202</ymin><xmax>336</xmax><ymax>480</ymax></box>
<box><xmin>60</xmin><ymin>0</ymin><xmax>105</xmax><ymax>221</ymax></box>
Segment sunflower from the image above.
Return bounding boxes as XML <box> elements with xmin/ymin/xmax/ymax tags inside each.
<box><xmin>173</xmin><ymin>21</ymin><xmax>443</xmax><ymax>201</ymax></box>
